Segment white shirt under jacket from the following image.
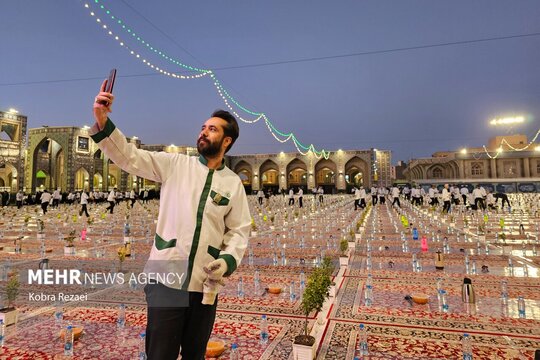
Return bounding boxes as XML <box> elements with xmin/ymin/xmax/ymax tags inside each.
<box><xmin>90</xmin><ymin>118</ymin><xmax>251</xmax><ymax>292</ymax></box>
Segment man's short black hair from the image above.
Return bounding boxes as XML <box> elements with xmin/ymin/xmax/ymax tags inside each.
<box><xmin>211</xmin><ymin>109</ymin><xmax>239</xmax><ymax>153</ymax></box>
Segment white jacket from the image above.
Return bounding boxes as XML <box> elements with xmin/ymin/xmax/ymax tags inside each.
<box><xmin>90</xmin><ymin>119</ymin><xmax>251</xmax><ymax>292</ymax></box>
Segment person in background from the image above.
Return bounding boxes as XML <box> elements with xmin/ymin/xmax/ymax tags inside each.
<box><xmin>106</xmin><ymin>187</ymin><xmax>116</xmax><ymax>214</ymax></box>
<box><xmin>79</xmin><ymin>191</ymin><xmax>90</xmax><ymax>217</ymax></box>
<box><xmin>40</xmin><ymin>189</ymin><xmax>52</xmax><ymax>214</ymax></box>
<box><xmin>16</xmin><ymin>190</ymin><xmax>24</xmax><ymax>209</ymax></box>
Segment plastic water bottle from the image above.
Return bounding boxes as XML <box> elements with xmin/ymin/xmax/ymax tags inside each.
<box><xmin>500</xmin><ymin>280</ymin><xmax>509</xmax><ymax>305</ymax></box>
<box><xmin>518</xmin><ymin>296</ymin><xmax>526</xmax><ymax>319</ymax></box>
<box><xmin>440</xmin><ymin>290</ymin><xmax>449</xmax><ymax>312</ymax></box>
<box><xmin>522</xmin><ymin>264</ymin><xmax>529</xmax><ymax>277</ymax></box>
<box><xmin>300</xmin><ymin>270</ymin><xmax>306</xmax><ymax>290</ymax></box>
<box><xmin>138</xmin><ymin>331</ymin><xmax>147</xmax><ymax>359</ymax></box>
<box><xmin>117</xmin><ymin>303</ymin><xmax>126</xmax><ymax>329</ymax></box>
<box><xmin>230</xmin><ymin>343</ymin><xmax>239</xmax><ymax>360</ymax></box>
<box><xmin>464</xmin><ymin>254</ymin><xmax>470</xmax><ymax>274</ymax></box>
<box><xmin>248</xmin><ymin>248</ymin><xmax>254</xmax><ymax>266</ymax></box>
<box><xmin>272</xmin><ymin>252</ymin><xmax>278</xmax><ymax>266</ymax></box>
<box><xmin>364</xmin><ymin>284</ymin><xmax>373</xmax><ymax>306</ymax></box>
<box><xmin>260</xmin><ymin>315</ymin><xmax>269</xmax><ymax>344</ymax></box>
<box><xmin>64</xmin><ymin>325</ymin><xmax>74</xmax><ymax>356</ymax></box>
<box><xmin>55</xmin><ymin>302</ymin><xmax>64</xmax><ymax>324</ymax></box>
<box><xmin>289</xmin><ymin>281</ymin><xmax>296</xmax><ymax>302</ymax></box>
<box><xmin>0</xmin><ymin>319</ymin><xmax>5</xmax><ymax>347</ymax></box>
<box><xmin>238</xmin><ymin>277</ymin><xmax>245</xmax><ymax>298</ymax></box>
<box><xmin>462</xmin><ymin>333</ymin><xmax>473</xmax><ymax>360</ymax></box>
<box><xmin>412</xmin><ymin>254</ymin><xmax>418</xmax><ymax>272</ymax></box>
<box><xmin>356</xmin><ymin>323</ymin><xmax>369</xmax><ymax>356</ymax></box>
<box><xmin>507</xmin><ymin>258</ymin><xmax>514</xmax><ymax>276</ymax></box>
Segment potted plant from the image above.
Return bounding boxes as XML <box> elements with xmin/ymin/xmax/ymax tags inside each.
<box><xmin>269</xmin><ymin>214</ymin><xmax>275</xmax><ymax>230</ymax></box>
<box><xmin>86</xmin><ymin>217</ymin><xmax>94</xmax><ymax>233</ymax></box>
<box><xmin>64</xmin><ymin>230</ymin><xmax>76</xmax><ymax>255</ymax></box>
<box><xmin>293</xmin><ymin>265</ymin><xmax>332</xmax><ymax>360</ymax></box>
<box><xmin>0</xmin><ymin>273</ymin><xmax>20</xmax><ymax>325</ymax></box>
<box><xmin>117</xmin><ymin>245</ymin><xmax>127</xmax><ymax>272</ymax></box>
<box><xmin>339</xmin><ymin>239</ymin><xmax>349</xmax><ymax>266</ymax></box>
<box><xmin>348</xmin><ymin>229</ymin><xmax>356</xmax><ymax>249</ymax></box>
<box><xmin>322</xmin><ymin>256</ymin><xmax>336</xmax><ymax>297</ymax></box>
<box><xmin>37</xmin><ymin>219</ymin><xmax>45</xmax><ymax>239</ymax></box>
<box><xmin>250</xmin><ymin>218</ymin><xmax>258</xmax><ymax>237</ymax></box>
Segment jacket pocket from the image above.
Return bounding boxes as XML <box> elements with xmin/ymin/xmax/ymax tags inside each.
<box><xmin>209</xmin><ymin>190</ymin><xmax>230</xmax><ymax>206</ymax></box>
<box><xmin>207</xmin><ymin>245</ymin><xmax>220</xmax><ymax>259</ymax></box>
<box><xmin>155</xmin><ymin>234</ymin><xmax>177</xmax><ymax>250</ymax></box>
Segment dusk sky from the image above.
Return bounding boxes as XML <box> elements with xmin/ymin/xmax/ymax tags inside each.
<box><xmin>1</xmin><ymin>1</ymin><xmax>539</xmax><ymax>163</ymax></box>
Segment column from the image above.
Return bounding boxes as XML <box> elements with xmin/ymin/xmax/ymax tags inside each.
<box><xmin>523</xmin><ymin>158</ymin><xmax>530</xmax><ymax>177</ymax></box>
<box><xmin>490</xmin><ymin>159</ymin><xmax>497</xmax><ymax>179</ymax></box>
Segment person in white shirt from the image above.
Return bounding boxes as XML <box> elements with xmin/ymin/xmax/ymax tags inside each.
<box><xmin>79</xmin><ymin>191</ymin><xmax>90</xmax><ymax>217</ymax></box>
<box><xmin>472</xmin><ymin>185</ymin><xmax>485</xmax><ymax>210</ymax></box>
<box><xmin>391</xmin><ymin>186</ymin><xmax>401</xmax><ymax>208</ymax></box>
<box><xmin>377</xmin><ymin>186</ymin><xmax>386</xmax><ymax>205</ymax></box>
<box><xmin>403</xmin><ymin>186</ymin><xmax>411</xmax><ymax>201</ymax></box>
<box><xmin>419</xmin><ymin>186</ymin><xmax>426</xmax><ymax>205</ymax></box>
<box><xmin>354</xmin><ymin>187</ymin><xmax>361</xmax><ymax>210</ymax></box>
<box><xmin>52</xmin><ymin>188</ymin><xmax>61</xmax><ymax>208</ymax></box>
<box><xmin>130</xmin><ymin>189</ymin><xmax>136</xmax><ymax>208</ymax></box>
<box><xmin>371</xmin><ymin>186</ymin><xmax>378</xmax><ymax>205</ymax></box>
<box><xmin>143</xmin><ymin>189</ymin><xmax>149</xmax><ymax>204</ymax></box>
<box><xmin>40</xmin><ymin>190</ymin><xmax>52</xmax><ymax>214</ymax></box>
<box><xmin>486</xmin><ymin>191</ymin><xmax>496</xmax><ymax>209</ymax></box>
<box><xmin>359</xmin><ymin>186</ymin><xmax>367</xmax><ymax>208</ymax></box>
<box><xmin>452</xmin><ymin>185</ymin><xmax>460</xmax><ymax>205</ymax></box>
<box><xmin>460</xmin><ymin>185</ymin><xmax>469</xmax><ymax>205</ymax></box>
<box><xmin>288</xmin><ymin>188</ymin><xmax>295</xmax><ymax>206</ymax></box>
<box><xmin>297</xmin><ymin>187</ymin><xmax>304</xmax><ymax>208</ymax></box>
<box><xmin>257</xmin><ymin>189</ymin><xmax>264</xmax><ymax>205</ymax></box>
<box><xmin>106</xmin><ymin>187</ymin><xmax>116</xmax><ymax>214</ymax></box>
<box><xmin>429</xmin><ymin>185</ymin><xmax>439</xmax><ymax>206</ymax></box>
<box><xmin>92</xmin><ymin>88</ymin><xmax>250</xmax><ymax>359</ymax></box>
<box><xmin>318</xmin><ymin>186</ymin><xmax>324</xmax><ymax>203</ymax></box>
<box><xmin>441</xmin><ymin>184</ymin><xmax>451</xmax><ymax>213</ymax></box>
<box><xmin>16</xmin><ymin>190</ymin><xmax>24</xmax><ymax>209</ymax></box>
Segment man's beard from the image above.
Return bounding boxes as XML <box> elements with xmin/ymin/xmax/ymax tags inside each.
<box><xmin>197</xmin><ymin>136</ymin><xmax>223</xmax><ymax>157</ymax></box>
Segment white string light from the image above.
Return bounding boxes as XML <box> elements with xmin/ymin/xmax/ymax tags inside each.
<box><xmin>81</xmin><ymin>1</ymin><xmax>331</xmax><ymax>159</ymax></box>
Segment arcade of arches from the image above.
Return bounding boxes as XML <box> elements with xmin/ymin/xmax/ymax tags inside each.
<box><xmin>229</xmin><ymin>150</ymin><xmax>391</xmax><ymax>194</ymax></box>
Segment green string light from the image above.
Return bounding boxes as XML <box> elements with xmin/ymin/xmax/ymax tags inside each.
<box><xmin>85</xmin><ymin>0</ymin><xmax>330</xmax><ymax>159</ymax></box>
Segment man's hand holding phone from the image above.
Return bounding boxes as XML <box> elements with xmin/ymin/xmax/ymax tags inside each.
<box><xmin>93</xmin><ymin>69</ymin><xmax>117</xmax><ymax>131</ymax></box>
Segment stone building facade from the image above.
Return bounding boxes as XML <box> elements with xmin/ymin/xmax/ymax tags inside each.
<box><xmin>0</xmin><ymin>110</ymin><xmax>27</xmax><ymax>192</ymax></box>
<box><xmin>1</xmin><ymin>110</ymin><xmax>392</xmax><ymax>193</ymax></box>
<box><xmin>404</xmin><ymin>135</ymin><xmax>540</xmax><ymax>192</ymax></box>
<box><xmin>228</xmin><ymin>149</ymin><xmax>392</xmax><ymax>194</ymax></box>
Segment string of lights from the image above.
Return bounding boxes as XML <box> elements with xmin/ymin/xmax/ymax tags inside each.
<box><xmin>82</xmin><ymin>0</ymin><xmax>330</xmax><ymax>159</ymax></box>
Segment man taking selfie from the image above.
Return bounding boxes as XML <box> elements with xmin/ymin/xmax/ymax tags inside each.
<box><xmin>91</xmin><ymin>79</ymin><xmax>251</xmax><ymax>360</ymax></box>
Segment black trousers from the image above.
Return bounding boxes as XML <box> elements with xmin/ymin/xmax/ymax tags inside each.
<box><xmin>371</xmin><ymin>195</ymin><xmax>377</xmax><ymax>205</ymax></box>
<box><xmin>106</xmin><ymin>200</ymin><xmax>115</xmax><ymax>213</ymax></box>
<box><xmin>354</xmin><ymin>199</ymin><xmax>360</xmax><ymax>210</ymax></box>
<box><xmin>288</xmin><ymin>198</ymin><xmax>294</xmax><ymax>206</ymax></box>
<box><xmin>392</xmin><ymin>197</ymin><xmax>400</xmax><ymax>207</ymax></box>
<box><xmin>298</xmin><ymin>196</ymin><xmax>303</xmax><ymax>208</ymax></box>
<box><xmin>475</xmin><ymin>198</ymin><xmax>485</xmax><ymax>210</ymax></box>
<box><xmin>79</xmin><ymin>204</ymin><xmax>90</xmax><ymax>217</ymax></box>
<box><xmin>379</xmin><ymin>196</ymin><xmax>385</xmax><ymax>204</ymax></box>
<box><xmin>258</xmin><ymin>197</ymin><xmax>263</xmax><ymax>205</ymax></box>
<box><xmin>41</xmin><ymin>202</ymin><xmax>49</xmax><ymax>214</ymax></box>
<box><xmin>443</xmin><ymin>200</ymin><xmax>451</xmax><ymax>213</ymax></box>
<box><xmin>360</xmin><ymin>198</ymin><xmax>366</xmax><ymax>208</ymax></box>
<box><xmin>145</xmin><ymin>285</ymin><xmax>217</xmax><ymax>360</ymax></box>
<box><xmin>16</xmin><ymin>201</ymin><xmax>22</xmax><ymax>209</ymax></box>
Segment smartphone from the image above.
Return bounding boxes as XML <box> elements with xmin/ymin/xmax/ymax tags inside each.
<box><xmin>98</xmin><ymin>69</ymin><xmax>117</xmax><ymax>105</ymax></box>
<box><xmin>105</xmin><ymin>68</ymin><xmax>117</xmax><ymax>93</ymax></box>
